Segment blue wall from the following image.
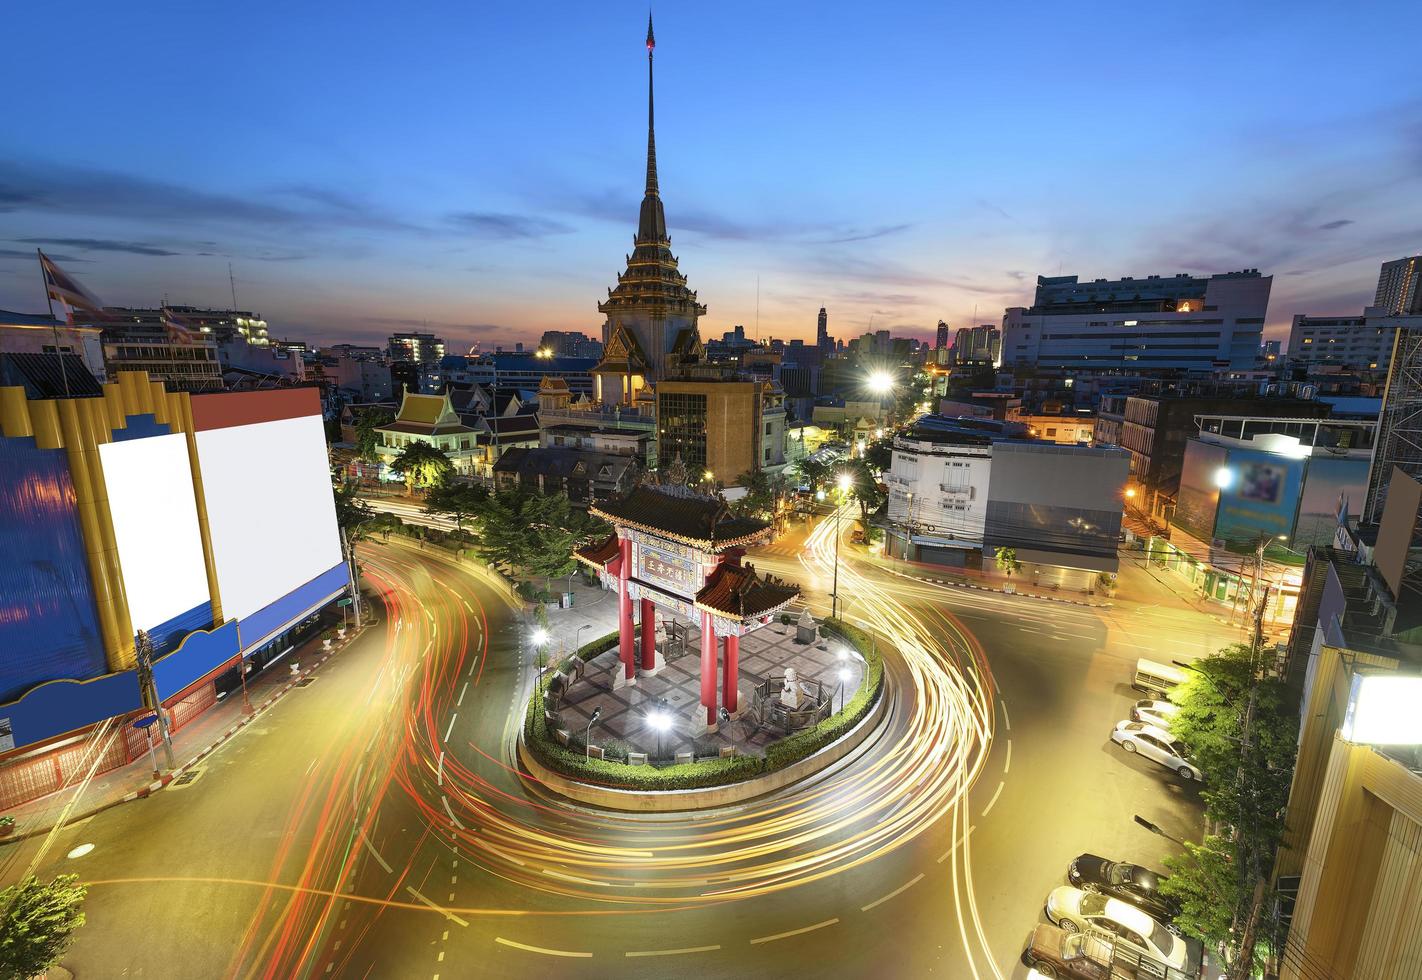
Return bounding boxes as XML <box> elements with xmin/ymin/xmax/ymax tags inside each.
<box><xmin>152</xmin><ymin>620</ymin><xmax>239</xmax><ymax>701</ymax></box>
<box><xmin>238</xmin><ymin>563</ymin><xmax>348</xmax><ymax>653</ymax></box>
<box><xmin>0</xmin><ymin>435</ymin><xmax>107</xmax><ymax>703</ymax></box>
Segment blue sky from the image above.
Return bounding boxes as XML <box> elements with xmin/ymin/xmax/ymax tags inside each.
<box><xmin>2</xmin><ymin>1</ymin><xmax>1419</xmax><ymax>351</ymax></box>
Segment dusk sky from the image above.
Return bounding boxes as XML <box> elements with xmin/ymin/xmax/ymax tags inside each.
<box><xmin>2</xmin><ymin>1</ymin><xmax>1419</xmax><ymax>353</ymax></box>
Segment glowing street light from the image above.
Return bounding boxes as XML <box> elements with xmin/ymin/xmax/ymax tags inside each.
<box><xmin>1214</xmin><ymin>467</ymin><xmax>1235</xmax><ymax>490</ymax></box>
<box><xmin>531</xmin><ymin>627</ymin><xmax>550</xmax><ymax>648</ymax></box>
<box><xmin>837</xmin><ymin>666</ymin><xmax>852</xmax><ymax>711</ymax></box>
<box><xmin>867</xmin><ymin>370</ymin><xmax>895</xmax><ymax>395</ymax></box>
<box><xmin>648</xmin><ymin>705</ymin><xmax>672</xmax><ymax>759</ymax></box>
<box><xmin>1125</xmin><ymin>487</ymin><xmax>1138</xmax><ymax>499</ymax></box>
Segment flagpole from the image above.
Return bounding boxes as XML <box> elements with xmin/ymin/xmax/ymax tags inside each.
<box><xmin>37</xmin><ymin>249</ymin><xmax>72</xmax><ymax>398</ymax></box>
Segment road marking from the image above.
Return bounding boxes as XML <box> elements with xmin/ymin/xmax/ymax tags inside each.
<box><xmin>441</xmin><ymin>796</ymin><xmax>465</xmax><ymax>829</ymax></box>
<box><xmin>444</xmin><ymin>713</ymin><xmax>458</xmax><ymax>743</ymax></box>
<box><xmin>437</xmin><ymin>751</ymin><xmax>445</xmax><ymax>786</ymax></box>
<box><xmin>1001</xmin><ymin>700</ymin><xmax>1011</xmax><ymax>731</ymax></box>
<box><xmin>304</xmin><ymin>757</ymin><xmax>319</xmax><ymax>776</ymax></box>
<box><xmin>982</xmin><ymin>781</ymin><xmax>1005</xmax><ymax>817</ymax></box>
<box><xmin>750</xmin><ymin>918</ymin><xmax>839</xmax><ymax>944</ymax></box>
<box><xmin>405</xmin><ymin>887</ymin><xmax>468</xmax><ymax>927</ymax></box>
<box><xmin>932</xmin><ymin>819</ymin><xmax>978</xmax><ymax>859</ymax></box>
<box><xmin>860</xmin><ymin>873</ymin><xmax>925</xmax><ymax>912</ymax></box>
<box><xmin>457</xmin><ymin>681</ymin><xmax>468</xmax><ymax>707</ymax></box>
<box><xmin>494</xmin><ymin>937</ymin><xmax>591</xmax><ymax>958</ymax></box>
<box><xmin>359</xmin><ymin>828</ymin><xmax>392</xmax><ymax>874</ymax></box>
<box><xmin>625</xmin><ymin>945</ymin><xmax>721</xmax><ymax>957</ymax></box>
<box><xmin>1004</xmin><ymin>740</ymin><xmax>1012</xmax><ymax>774</ymax></box>
<box><xmin>1018</xmin><ymin>626</ymin><xmax>1041</xmax><ymax>634</ymax></box>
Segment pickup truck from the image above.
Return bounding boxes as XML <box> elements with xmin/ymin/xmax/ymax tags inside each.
<box><xmin>1022</xmin><ymin>923</ymin><xmax>1199</xmax><ymax>980</ymax></box>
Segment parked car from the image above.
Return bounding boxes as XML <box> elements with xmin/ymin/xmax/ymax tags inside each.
<box><xmin>1130</xmin><ymin>699</ymin><xmax>1178</xmax><ymax>730</ymax></box>
<box><xmin>1067</xmin><ymin>853</ymin><xmax>1179</xmax><ymax>922</ymax></box>
<box><xmin>1111</xmin><ymin>721</ymin><xmax>1202</xmax><ymax>781</ymax></box>
<box><xmin>1045</xmin><ymin>886</ymin><xmax>1202</xmax><ymax>976</ymax></box>
<box><xmin>1022</xmin><ymin>923</ymin><xmax>1199</xmax><ymax>980</ymax></box>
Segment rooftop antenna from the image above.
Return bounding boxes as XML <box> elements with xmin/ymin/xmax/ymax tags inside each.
<box><xmin>229</xmin><ymin>263</ymin><xmax>239</xmax><ymax>311</ymax></box>
<box><xmin>755</xmin><ymin>275</ymin><xmax>760</xmax><ymax>342</ymax></box>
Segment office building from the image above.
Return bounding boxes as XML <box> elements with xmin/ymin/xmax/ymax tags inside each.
<box><xmin>935</xmin><ymin>320</ymin><xmax>950</xmax><ymax>350</ymax></box>
<box><xmin>883</xmin><ymin>415</ymin><xmax>1128</xmax><ymax>581</ymax></box>
<box><xmin>1002</xmin><ymin>269</ymin><xmax>1270</xmax><ymax>373</ymax></box>
<box><xmin>100</xmin><ymin>308</ymin><xmax>223</xmax><ymax>392</ymax></box>
<box><xmin>656</xmin><ymin>377</ymin><xmax>786</xmax><ymax>485</ymax></box>
<box><xmin>538</xmin><ymin>330</ymin><xmax>604</xmax><ymax>359</ymax></box>
<box><xmin>1288</xmin><ymin>311</ymin><xmax>1422</xmax><ymax>376</ymax></box>
<box><xmin>1373</xmin><ymin>255</ymin><xmax>1422</xmax><ymax>316</ymax></box>
<box><xmin>952</xmin><ymin>324</ymin><xmax>1001</xmax><ymax>365</ymax></box>
<box><xmin>817</xmin><ymin>307</ymin><xmax>833</xmax><ymax>361</ymax></box>
<box><xmin>387</xmin><ymin>331</ymin><xmax>446</xmax><ymax>364</ymax></box>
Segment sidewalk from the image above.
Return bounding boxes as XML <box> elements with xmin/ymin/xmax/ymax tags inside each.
<box><xmin>537</xmin><ymin>577</ymin><xmax>621</xmax><ymax>658</ymax></box>
<box><xmin>1</xmin><ymin>622</ymin><xmax>371</xmax><ymax>845</ymax></box>
<box><xmin>862</xmin><ymin>550</ymin><xmax>1114</xmax><ymax>609</ymax></box>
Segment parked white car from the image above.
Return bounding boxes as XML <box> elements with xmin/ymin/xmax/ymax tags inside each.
<box><xmin>1045</xmin><ymin>885</ymin><xmax>1202</xmax><ymax>975</ymax></box>
<box><xmin>1131</xmin><ymin>698</ymin><xmax>1179</xmax><ymax>730</ymax></box>
<box><xmin>1111</xmin><ymin>721</ymin><xmax>1202</xmax><ymax>781</ymax></box>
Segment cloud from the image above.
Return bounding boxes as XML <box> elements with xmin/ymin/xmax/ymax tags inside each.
<box><xmin>0</xmin><ymin>247</ymin><xmax>87</xmax><ymax>263</ymax></box>
<box><xmin>1005</xmin><ymin>270</ymin><xmax>1026</xmax><ymax>280</ymax></box>
<box><xmin>1316</xmin><ymin>219</ymin><xmax>1353</xmax><ymax>231</ymax></box>
<box><xmin>16</xmin><ymin>236</ymin><xmax>181</xmax><ymax>256</ymax></box>
<box><xmin>446</xmin><ymin>211</ymin><xmax>573</xmax><ymax>239</ymax></box>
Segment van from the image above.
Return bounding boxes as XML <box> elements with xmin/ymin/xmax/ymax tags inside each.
<box><xmin>1132</xmin><ymin>659</ymin><xmax>1186</xmax><ymax>698</ymax></box>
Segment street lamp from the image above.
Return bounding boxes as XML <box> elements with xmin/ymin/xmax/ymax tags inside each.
<box><xmin>837</xmin><ymin>666</ymin><xmax>851</xmax><ymax>712</ymax></box>
<box><xmin>575</xmin><ymin>623</ymin><xmax>593</xmax><ymax>656</ymax></box>
<box><xmin>1133</xmin><ymin>814</ymin><xmax>1188</xmax><ymax>848</ymax></box>
<box><xmin>531</xmin><ymin>627</ymin><xmax>550</xmax><ymax>717</ymax></box>
<box><xmin>586</xmin><ymin>707</ymin><xmax>602</xmax><ymax>760</ymax></box>
<box><xmin>648</xmin><ymin>706</ymin><xmax>671</xmax><ymax>760</ymax></box>
<box><xmin>832</xmin><ymin>472</ymin><xmax>853</xmax><ymax>619</ymax></box>
<box><xmin>867</xmin><ymin>370</ymin><xmax>895</xmax><ymax>395</ymax></box>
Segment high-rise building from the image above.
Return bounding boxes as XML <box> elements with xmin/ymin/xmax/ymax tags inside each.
<box><xmin>387</xmin><ymin>331</ymin><xmax>445</xmax><ymax>364</ymax></box>
<box><xmin>656</xmin><ymin>377</ymin><xmax>786</xmax><ymax>483</ymax></box>
<box><xmin>952</xmin><ymin>324</ymin><xmax>1001</xmax><ymax>364</ymax></box>
<box><xmin>1287</xmin><ymin>312</ymin><xmax>1420</xmax><ymax>376</ymax></box>
<box><xmin>1373</xmin><ymin>255</ymin><xmax>1422</xmax><ymax>316</ymax></box>
<box><xmin>100</xmin><ymin>308</ymin><xmax>223</xmax><ymax>392</ymax></box>
<box><xmin>1002</xmin><ymin>270</ymin><xmax>1270</xmax><ymax>373</ymax></box>
<box><xmin>817</xmin><ymin>307</ymin><xmax>833</xmax><ymax>359</ymax></box>
<box><xmin>592</xmin><ymin>15</ymin><xmax>705</xmax><ymax>387</ymax></box>
<box><xmin>935</xmin><ymin>320</ymin><xmax>950</xmax><ymax>350</ymax></box>
<box><xmin>538</xmin><ymin>330</ymin><xmax>604</xmax><ymax>358</ymax></box>
<box><xmin>1364</xmin><ymin>325</ymin><xmax>1422</xmax><ymax>522</ymax></box>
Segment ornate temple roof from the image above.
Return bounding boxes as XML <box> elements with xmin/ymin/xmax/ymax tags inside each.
<box><xmin>590</xmin><ymin>484</ymin><xmax>771</xmax><ymax>551</ymax></box>
<box><xmin>592</xmin><ymin>321</ymin><xmax>650</xmax><ymax>376</ymax></box>
<box><xmin>573</xmin><ymin>533</ymin><xmax>622</xmax><ymax>570</ymax></box>
<box><xmin>595</xmin><ymin>14</ymin><xmax>706</xmax><ymax>333</ymax></box>
<box><xmin>695</xmin><ymin>562</ymin><xmax>800</xmax><ymax>620</ymax></box>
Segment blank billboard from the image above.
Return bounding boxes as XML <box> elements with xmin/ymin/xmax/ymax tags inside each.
<box><xmin>1375</xmin><ymin>467</ymin><xmax>1422</xmax><ymax>600</ymax></box>
<box><xmin>195</xmin><ymin>414</ymin><xmax>343</xmax><ymax>622</ymax></box>
<box><xmin>97</xmin><ymin>433</ymin><xmax>211</xmax><ymax>634</ymax></box>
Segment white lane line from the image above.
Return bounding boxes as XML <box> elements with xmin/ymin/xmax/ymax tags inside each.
<box><xmin>405</xmin><ymin>887</ymin><xmax>468</xmax><ymax>927</ymax></box>
<box><xmin>749</xmin><ymin>918</ymin><xmax>839</xmax><ymax>945</ymax></box>
<box><xmin>444</xmin><ymin>712</ymin><xmax>458</xmax><ymax>743</ymax></box>
<box><xmin>860</xmin><ymin>873</ymin><xmax>925</xmax><ymax>912</ymax></box>
<box><xmin>1001</xmin><ymin>700</ymin><xmax>1011</xmax><ymax>731</ymax></box>
<box><xmin>437</xmin><ymin>751</ymin><xmax>445</xmax><ymax>786</ymax></box>
<box><xmin>625</xmin><ymin>945</ymin><xmax>721</xmax><ymax>957</ymax></box>
<box><xmin>937</xmin><ymin>824</ymin><xmax>976</xmax><ymax>863</ymax></box>
<box><xmin>441</xmin><ymin>796</ymin><xmax>466</xmax><ymax>830</ymax></box>
<box><xmin>1018</xmin><ymin>627</ymin><xmax>1042</xmax><ymax>634</ymax></box>
<box><xmin>1004</xmin><ymin>740</ymin><xmax>1013</xmax><ymax>774</ymax></box>
<box><xmin>305</xmin><ymin>757</ymin><xmax>319</xmax><ymax>776</ymax></box>
<box><xmin>982</xmin><ymin>781</ymin><xmax>1005</xmax><ymax>818</ymax></box>
<box><xmin>359</xmin><ymin>828</ymin><xmax>392</xmax><ymax>874</ymax></box>
<box><xmin>457</xmin><ymin>681</ymin><xmax>469</xmax><ymax>707</ymax></box>
<box><xmin>494</xmin><ymin>937</ymin><xmax>590</xmax><ymax>958</ymax></box>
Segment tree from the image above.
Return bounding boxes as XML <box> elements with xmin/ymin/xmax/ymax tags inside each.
<box><xmin>842</xmin><ymin>457</ymin><xmax>886</xmax><ymax>524</ymax></box>
<box><xmin>354</xmin><ymin>407</ymin><xmax>395</xmax><ymax>463</ymax></box>
<box><xmin>1159</xmin><ymin>837</ymin><xmax>1244</xmax><ymax>952</ymax></box>
<box><xmin>862</xmin><ymin>436</ymin><xmax>893</xmax><ymax>475</ymax></box>
<box><xmin>0</xmin><ymin>874</ymin><xmax>87</xmax><ymax>978</ymax></box>
<box><xmin>797</xmin><ymin>456</ymin><xmax>830</xmax><ymax>495</ymax></box>
<box><xmin>390</xmin><ymin>442</ymin><xmax>453</xmax><ymax>492</ymax></box>
<box><xmin>735</xmin><ymin>470</ymin><xmax>790</xmax><ymax>522</ymax></box>
<box><xmin>425</xmin><ymin>482</ymin><xmax>488</xmax><ymax>531</ymax></box>
<box><xmin>469</xmin><ymin>488</ymin><xmax>583</xmax><ymax>584</ymax></box>
<box><xmin>332</xmin><ymin>480</ymin><xmax>374</xmax><ymax>542</ymax></box>
<box><xmin>994</xmin><ymin>546</ymin><xmax>1021</xmax><ymax>576</ymax></box>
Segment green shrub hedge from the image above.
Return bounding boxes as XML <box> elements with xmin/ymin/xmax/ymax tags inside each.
<box><xmin>522</xmin><ymin>616</ymin><xmax>885</xmax><ymax>792</ymax></box>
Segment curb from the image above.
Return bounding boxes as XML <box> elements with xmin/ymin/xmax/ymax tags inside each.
<box><xmin>1</xmin><ymin>627</ymin><xmax>369</xmax><ymax>846</ymax></box>
<box><xmin>884</xmin><ymin>565</ymin><xmax>1112</xmax><ymax>609</ymax></box>
<box><xmin>518</xmin><ymin>677</ymin><xmax>891</xmax><ymax>812</ymax></box>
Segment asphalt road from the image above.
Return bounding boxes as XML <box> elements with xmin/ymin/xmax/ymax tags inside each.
<box><xmin>0</xmin><ymin>517</ymin><xmax>1245</xmax><ymax>979</ymax></box>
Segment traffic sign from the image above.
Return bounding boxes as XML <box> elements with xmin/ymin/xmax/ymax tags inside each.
<box><xmin>337</xmin><ymin>598</ymin><xmax>353</xmax><ymax>607</ymax></box>
<box><xmin>132</xmin><ymin>715</ymin><xmax>158</xmax><ymax>730</ymax></box>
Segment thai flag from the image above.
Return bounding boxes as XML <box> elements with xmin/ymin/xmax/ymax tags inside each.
<box><xmin>161</xmin><ymin>307</ymin><xmax>201</xmax><ymax>346</ymax></box>
<box><xmin>38</xmin><ymin>250</ymin><xmax>107</xmax><ymax>323</ymax></box>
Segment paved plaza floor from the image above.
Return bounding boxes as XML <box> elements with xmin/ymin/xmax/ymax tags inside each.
<box><xmin>550</xmin><ymin>617</ymin><xmax>866</xmax><ymax>760</ymax></box>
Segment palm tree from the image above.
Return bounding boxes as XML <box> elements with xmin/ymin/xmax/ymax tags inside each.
<box><xmin>390</xmin><ymin>442</ymin><xmax>454</xmax><ymax>493</ymax></box>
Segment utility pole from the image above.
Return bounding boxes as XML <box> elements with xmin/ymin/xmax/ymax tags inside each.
<box><xmin>341</xmin><ymin>525</ymin><xmax>363</xmax><ymax>628</ymax></box>
<box><xmin>1227</xmin><ymin>582</ymin><xmax>1269</xmax><ymax>979</ymax></box>
<box><xmin>134</xmin><ymin>630</ymin><xmax>175</xmax><ymax>771</ymax></box>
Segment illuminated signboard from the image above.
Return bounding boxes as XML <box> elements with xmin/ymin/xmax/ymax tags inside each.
<box><xmin>1342</xmin><ymin>675</ymin><xmax>1422</xmax><ymax>745</ymax></box>
<box><xmin>1212</xmin><ymin>447</ymin><xmax>1304</xmax><ymax>547</ymax></box>
<box><xmin>636</xmin><ymin>543</ymin><xmax>699</xmax><ymax>597</ymax></box>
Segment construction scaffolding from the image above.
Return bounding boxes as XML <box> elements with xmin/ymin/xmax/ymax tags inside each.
<box><xmin>1364</xmin><ymin>326</ymin><xmax>1422</xmax><ymax>524</ymax></box>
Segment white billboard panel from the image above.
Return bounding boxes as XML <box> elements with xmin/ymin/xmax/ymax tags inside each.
<box><xmin>98</xmin><ymin>433</ymin><xmax>211</xmax><ymax>633</ymax></box>
<box><xmin>196</xmin><ymin>414</ymin><xmax>343</xmax><ymax>622</ymax></box>
<box><xmin>1342</xmin><ymin>675</ymin><xmax>1422</xmax><ymax>746</ymax></box>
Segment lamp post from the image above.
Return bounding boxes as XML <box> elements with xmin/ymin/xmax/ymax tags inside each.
<box><xmin>586</xmin><ymin>707</ymin><xmax>602</xmax><ymax>760</ymax></box>
<box><xmin>648</xmin><ymin>705</ymin><xmax>671</xmax><ymax>761</ymax></box>
<box><xmin>575</xmin><ymin>623</ymin><xmax>592</xmax><ymax>656</ymax></box>
<box><xmin>837</xmin><ymin>666</ymin><xmax>851</xmax><ymax>712</ymax></box>
<box><xmin>531</xmin><ymin>626</ymin><xmax>549</xmax><ymax>717</ymax></box>
<box><xmin>1133</xmin><ymin>814</ymin><xmax>1188</xmax><ymax>848</ymax></box>
<box><xmin>832</xmin><ymin>471</ymin><xmax>852</xmax><ymax>619</ymax></box>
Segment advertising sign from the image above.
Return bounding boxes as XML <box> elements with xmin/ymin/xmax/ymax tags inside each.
<box><xmin>1213</xmin><ymin>448</ymin><xmax>1304</xmax><ymax>547</ymax></box>
<box><xmin>1294</xmin><ymin>456</ymin><xmax>1370</xmax><ymax>549</ymax></box>
<box><xmin>1342</xmin><ymin>675</ymin><xmax>1422</xmax><ymax>745</ymax></box>
<box><xmin>1173</xmin><ymin>441</ymin><xmax>1228</xmax><ymax>542</ymax></box>
<box><xmin>636</xmin><ymin>543</ymin><xmax>699</xmax><ymax>597</ymax></box>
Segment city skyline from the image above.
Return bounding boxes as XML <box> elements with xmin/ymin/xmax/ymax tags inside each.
<box><xmin>3</xmin><ymin>1</ymin><xmax>1420</xmax><ymax>352</ymax></box>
